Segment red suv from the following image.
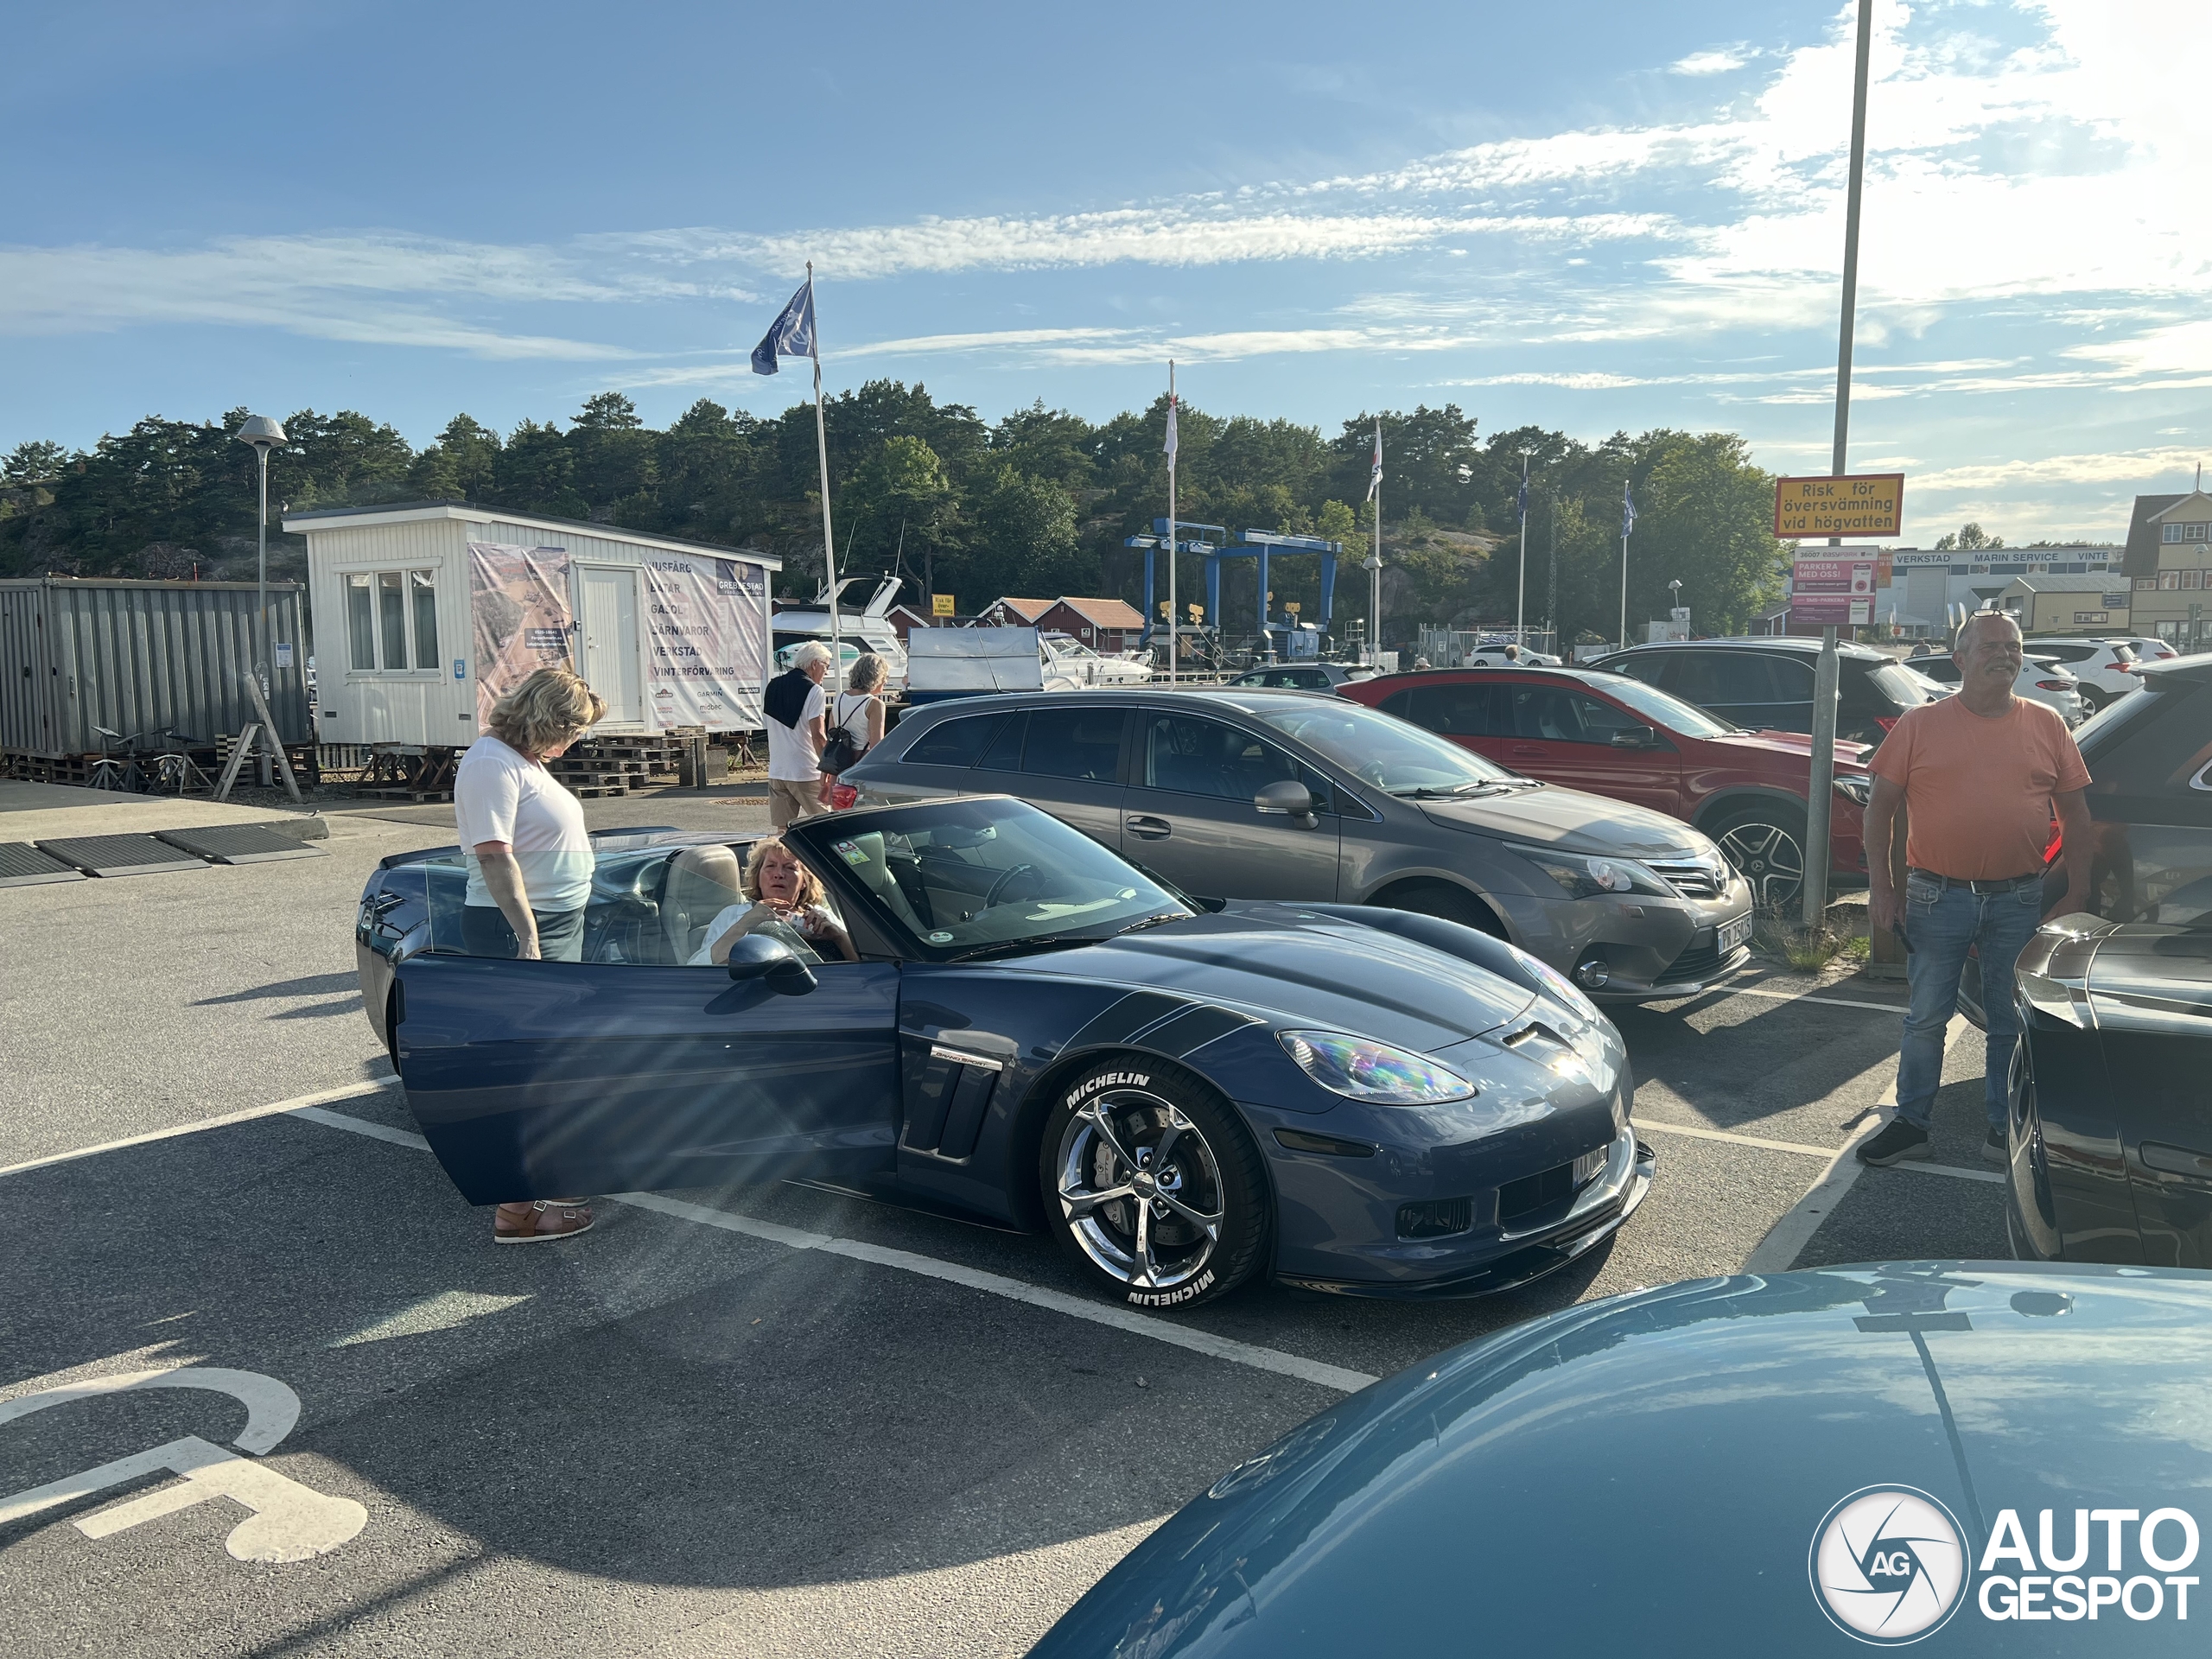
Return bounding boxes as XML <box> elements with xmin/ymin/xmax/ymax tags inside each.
<box><xmin>1340</xmin><ymin>666</ymin><xmax>1872</xmax><ymax>911</ymax></box>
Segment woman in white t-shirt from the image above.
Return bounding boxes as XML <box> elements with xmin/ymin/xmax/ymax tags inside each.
<box><xmin>453</xmin><ymin>666</ymin><xmax>607</xmax><ymax>1244</ymax></box>
<box><xmin>816</xmin><ymin>652</ymin><xmax>889</xmax><ymax>809</ymax></box>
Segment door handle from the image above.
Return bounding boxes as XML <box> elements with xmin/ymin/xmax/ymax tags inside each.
<box><xmin>1125</xmin><ymin>816</ymin><xmax>1173</xmax><ymax>839</ymax></box>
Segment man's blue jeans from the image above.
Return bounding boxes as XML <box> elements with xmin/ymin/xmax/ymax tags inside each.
<box><xmin>1897</xmin><ymin>873</ymin><xmax>2045</xmax><ymax>1130</ymax></box>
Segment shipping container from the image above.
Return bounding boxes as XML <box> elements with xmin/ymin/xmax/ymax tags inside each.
<box><xmin>0</xmin><ymin>578</ymin><xmax>310</xmax><ymax>759</ymax></box>
<box><xmin>283</xmin><ymin>502</ymin><xmax>781</xmax><ymax>745</ymax></box>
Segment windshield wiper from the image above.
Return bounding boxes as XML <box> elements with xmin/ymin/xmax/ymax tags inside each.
<box><xmin>1389</xmin><ymin>779</ymin><xmax>1539</xmax><ymax>798</ymax></box>
<box><xmin>946</xmin><ymin>910</ymin><xmax>1191</xmax><ymax>963</ymax></box>
<box><xmin>946</xmin><ymin>935</ymin><xmax>1104</xmax><ymax>963</ymax></box>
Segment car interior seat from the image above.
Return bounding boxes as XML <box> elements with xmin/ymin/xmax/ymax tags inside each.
<box><xmin>659</xmin><ymin>843</ymin><xmax>750</xmax><ymax>964</ymax></box>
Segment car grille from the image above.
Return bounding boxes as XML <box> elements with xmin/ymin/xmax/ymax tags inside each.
<box><xmin>1646</xmin><ymin>852</ymin><xmax>1731</xmax><ymax>899</ymax></box>
<box><xmin>1662</xmin><ymin>937</ymin><xmax>1730</xmax><ymax>982</ymax></box>
<box><xmin>1494</xmin><ymin>1143</ymin><xmax>1614</xmax><ymax>1230</ymax></box>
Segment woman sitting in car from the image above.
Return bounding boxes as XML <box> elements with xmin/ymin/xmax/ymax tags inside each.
<box><xmin>689</xmin><ymin>836</ymin><xmax>856</xmax><ymax>965</ymax></box>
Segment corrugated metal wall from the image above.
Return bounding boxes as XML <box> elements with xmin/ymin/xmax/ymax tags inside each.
<box><xmin>0</xmin><ymin>579</ymin><xmax>311</xmax><ymax>757</ymax></box>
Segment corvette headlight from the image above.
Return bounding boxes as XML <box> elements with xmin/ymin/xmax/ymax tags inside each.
<box><xmin>1832</xmin><ymin>774</ymin><xmax>1873</xmax><ymax>805</ymax></box>
<box><xmin>1278</xmin><ymin>1030</ymin><xmax>1477</xmax><ymax>1104</ymax></box>
<box><xmin>1507</xmin><ymin>843</ymin><xmax>1672</xmax><ymax>899</ymax></box>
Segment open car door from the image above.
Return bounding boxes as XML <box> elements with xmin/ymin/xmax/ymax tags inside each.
<box><xmin>394</xmin><ymin>845</ymin><xmax>899</xmax><ymax>1205</ymax></box>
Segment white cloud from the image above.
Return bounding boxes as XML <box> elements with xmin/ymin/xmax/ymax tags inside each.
<box><xmin>1671</xmin><ymin>44</ymin><xmax>1754</xmax><ymax>76</ymax></box>
<box><xmin>0</xmin><ymin>233</ymin><xmax>652</xmax><ymax>359</ymax></box>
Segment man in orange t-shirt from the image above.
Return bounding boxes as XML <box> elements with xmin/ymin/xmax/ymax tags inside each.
<box><xmin>1856</xmin><ymin>611</ymin><xmax>2092</xmax><ymax>1169</ymax></box>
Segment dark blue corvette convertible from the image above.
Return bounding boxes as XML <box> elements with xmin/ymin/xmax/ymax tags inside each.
<box><xmin>1036</xmin><ymin>1262</ymin><xmax>2212</xmax><ymax>1655</ymax></box>
<box><xmin>357</xmin><ymin>795</ymin><xmax>1652</xmax><ymax>1306</ymax></box>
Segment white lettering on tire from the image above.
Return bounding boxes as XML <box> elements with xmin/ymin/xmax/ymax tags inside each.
<box><xmin>1128</xmin><ymin>1269</ymin><xmax>1215</xmax><ymax>1307</ymax></box>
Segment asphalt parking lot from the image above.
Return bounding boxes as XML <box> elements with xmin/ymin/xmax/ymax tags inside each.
<box><xmin>1</xmin><ymin>791</ymin><xmax>2009</xmax><ymax>1657</ymax></box>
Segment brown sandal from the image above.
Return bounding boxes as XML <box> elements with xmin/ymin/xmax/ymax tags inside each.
<box><xmin>493</xmin><ymin>1198</ymin><xmax>594</xmax><ymax>1244</ymax></box>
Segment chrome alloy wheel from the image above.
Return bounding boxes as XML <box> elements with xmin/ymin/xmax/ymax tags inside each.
<box><xmin>1718</xmin><ymin>819</ymin><xmax>1805</xmax><ymax>912</ymax></box>
<box><xmin>1055</xmin><ymin>1090</ymin><xmax>1226</xmax><ymax>1293</ymax></box>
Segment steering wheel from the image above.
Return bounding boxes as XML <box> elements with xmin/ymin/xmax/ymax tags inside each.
<box><xmin>981</xmin><ymin>862</ymin><xmax>1039</xmax><ymax>908</ymax></box>
<box><xmin>1361</xmin><ymin>761</ymin><xmax>1389</xmax><ymax>786</ymax></box>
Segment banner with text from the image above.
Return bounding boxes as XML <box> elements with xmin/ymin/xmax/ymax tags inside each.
<box><xmin>639</xmin><ymin>554</ymin><xmax>770</xmax><ymax>732</ymax></box>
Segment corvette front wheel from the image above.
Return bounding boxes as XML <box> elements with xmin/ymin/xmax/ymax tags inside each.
<box><xmin>1040</xmin><ymin>1058</ymin><xmax>1268</xmax><ymax>1309</ymax></box>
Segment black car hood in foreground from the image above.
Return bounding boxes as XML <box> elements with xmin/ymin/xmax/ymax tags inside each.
<box><xmin>1002</xmin><ymin>905</ymin><xmax>1537</xmax><ymax>1052</ymax></box>
<box><xmin>1414</xmin><ymin>783</ymin><xmax>1705</xmax><ymax>858</ymax></box>
<box><xmin>1033</xmin><ymin>1263</ymin><xmax>2212</xmax><ymax>1657</ymax></box>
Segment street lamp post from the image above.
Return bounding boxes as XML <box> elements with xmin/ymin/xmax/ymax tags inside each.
<box><xmin>233</xmin><ymin>414</ymin><xmax>287</xmax><ymax>785</ymax></box>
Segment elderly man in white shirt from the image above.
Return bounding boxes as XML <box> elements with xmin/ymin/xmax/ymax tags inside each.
<box><xmin>761</xmin><ymin>641</ymin><xmax>832</xmax><ymax>830</ymax></box>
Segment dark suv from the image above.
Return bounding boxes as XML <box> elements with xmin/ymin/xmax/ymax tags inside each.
<box><xmin>1961</xmin><ymin>651</ymin><xmax>2212</xmax><ymax>1023</ymax></box>
<box><xmin>1588</xmin><ymin>637</ymin><xmax>1939</xmax><ymax>749</ymax></box>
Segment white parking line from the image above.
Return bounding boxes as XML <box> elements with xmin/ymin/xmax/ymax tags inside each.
<box><xmin>0</xmin><ymin>1078</ymin><xmax>404</xmax><ymax>1180</ymax></box>
<box><xmin>292</xmin><ymin>1106</ymin><xmax>1381</xmax><ymax>1396</ymax></box>
<box><xmin>1637</xmin><ymin>1117</ymin><xmax>2009</xmax><ymax>1183</ymax></box>
<box><xmin>1741</xmin><ymin>1013</ymin><xmax>1972</xmax><ymax>1273</ymax></box>
<box><xmin>1731</xmin><ymin>985</ymin><xmax>1909</xmax><ymax>1015</ymax></box>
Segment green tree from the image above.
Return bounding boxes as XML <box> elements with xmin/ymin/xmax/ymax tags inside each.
<box><xmin>1933</xmin><ymin>523</ymin><xmax>2004</xmax><ymax>552</ymax></box>
<box><xmin>3</xmin><ymin>440</ymin><xmax>68</xmax><ymax>486</ymax></box>
<box><xmin>408</xmin><ymin>414</ymin><xmax>502</xmax><ymax>500</ymax></box>
<box><xmin>496</xmin><ymin>420</ymin><xmax>585</xmax><ymax>519</ymax></box>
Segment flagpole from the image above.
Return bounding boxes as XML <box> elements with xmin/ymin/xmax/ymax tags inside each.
<box><xmin>806</xmin><ymin>260</ymin><xmax>841</xmax><ymax>660</ymax></box>
<box><xmin>1166</xmin><ymin>360</ymin><xmax>1178</xmax><ymax>686</ymax></box>
<box><xmin>1516</xmin><ymin>454</ymin><xmax>1529</xmax><ymax>648</ymax></box>
<box><xmin>1370</xmin><ymin>421</ymin><xmax>1382</xmax><ymax>664</ymax></box>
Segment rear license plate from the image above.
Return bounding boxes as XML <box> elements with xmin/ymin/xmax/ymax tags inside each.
<box><xmin>1718</xmin><ymin>913</ymin><xmax>1753</xmax><ymax>955</ymax></box>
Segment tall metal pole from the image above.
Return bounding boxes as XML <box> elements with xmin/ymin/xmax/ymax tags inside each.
<box><xmin>806</xmin><ymin>261</ymin><xmax>841</xmax><ymax>658</ymax></box>
<box><xmin>1806</xmin><ymin>0</ymin><xmax>1872</xmax><ymax>925</ymax></box>
<box><xmin>256</xmin><ymin>445</ymin><xmax>270</xmax><ymax>787</ymax></box>
<box><xmin>1515</xmin><ymin>454</ymin><xmax>1529</xmax><ymax>648</ymax></box>
<box><xmin>1166</xmin><ymin>360</ymin><xmax>1178</xmax><ymax>685</ymax></box>
<box><xmin>1618</xmin><ymin>531</ymin><xmax>1629</xmax><ymax>652</ymax></box>
<box><xmin>1371</xmin><ymin>429</ymin><xmax>1383</xmax><ymax>664</ymax></box>
<box><xmin>1829</xmin><ymin>0</ymin><xmax>1873</xmax><ymax>546</ymax></box>
<box><xmin>255</xmin><ymin>444</ymin><xmax>269</xmax><ymax>688</ymax></box>
<box><xmin>1546</xmin><ymin>496</ymin><xmax>1557</xmax><ymax>655</ymax></box>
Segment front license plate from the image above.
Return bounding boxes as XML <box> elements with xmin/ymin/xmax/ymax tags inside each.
<box><xmin>1718</xmin><ymin>913</ymin><xmax>1753</xmax><ymax>955</ymax></box>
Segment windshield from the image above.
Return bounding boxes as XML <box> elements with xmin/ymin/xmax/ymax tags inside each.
<box><xmin>1594</xmin><ymin>675</ymin><xmax>1735</xmax><ymax>737</ymax></box>
<box><xmin>1249</xmin><ymin>698</ymin><xmax>1518</xmax><ymax>791</ymax></box>
<box><xmin>789</xmin><ymin>797</ymin><xmax>1185</xmax><ymax>960</ymax></box>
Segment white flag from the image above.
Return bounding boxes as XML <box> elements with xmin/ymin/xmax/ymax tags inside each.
<box><xmin>1164</xmin><ymin>395</ymin><xmax>1179</xmax><ymax>465</ymax></box>
<box><xmin>1366</xmin><ymin>423</ymin><xmax>1382</xmax><ymax>502</ymax></box>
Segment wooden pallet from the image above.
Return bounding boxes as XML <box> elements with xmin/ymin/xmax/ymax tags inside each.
<box><xmin>566</xmin><ymin>784</ymin><xmax>629</xmax><ymax>798</ymax></box>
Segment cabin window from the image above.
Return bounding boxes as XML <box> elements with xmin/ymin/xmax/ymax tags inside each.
<box><xmin>345</xmin><ymin>568</ymin><xmax>441</xmax><ymax>672</ymax></box>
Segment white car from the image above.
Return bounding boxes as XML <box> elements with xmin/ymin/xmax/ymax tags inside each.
<box><xmin>1904</xmin><ymin>653</ymin><xmax>2084</xmax><ymax>724</ymax></box>
<box><xmin>2117</xmin><ymin>635</ymin><xmax>2181</xmax><ymax>666</ymax></box>
<box><xmin>2023</xmin><ymin>638</ymin><xmax>2141</xmax><ymax>714</ymax></box>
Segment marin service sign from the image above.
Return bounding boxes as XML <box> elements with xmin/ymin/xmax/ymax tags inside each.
<box><xmin>1777</xmin><ymin>474</ymin><xmax>1907</xmax><ymax>539</ymax></box>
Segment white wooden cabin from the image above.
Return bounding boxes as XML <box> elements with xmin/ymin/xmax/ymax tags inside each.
<box><xmin>283</xmin><ymin>502</ymin><xmax>779</xmax><ymax>746</ymax></box>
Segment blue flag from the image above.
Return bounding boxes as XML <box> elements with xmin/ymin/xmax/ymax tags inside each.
<box><xmin>751</xmin><ymin>279</ymin><xmax>816</xmax><ymax>375</ymax></box>
<box><xmin>1622</xmin><ymin>480</ymin><xmax>1637</xmax><ymax>537</ymax></box>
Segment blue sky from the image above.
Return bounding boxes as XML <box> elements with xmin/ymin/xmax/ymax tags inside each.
<box><xmin>4</xmin><ymin>0</ymin><xmax>2208</xmax><ymax>543</ymax></box>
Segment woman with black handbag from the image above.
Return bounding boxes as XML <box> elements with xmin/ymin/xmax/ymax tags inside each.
<box><xmin>817</xmin><ymin>652</ymin><xmax>888</xmax><ymax>809</ymax></box>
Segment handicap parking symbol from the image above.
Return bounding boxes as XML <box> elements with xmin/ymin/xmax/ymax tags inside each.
<box><xmin>0</xmin><ymin>1367</ymin><xmax>365</xmax><ymax>1563</ymax></box>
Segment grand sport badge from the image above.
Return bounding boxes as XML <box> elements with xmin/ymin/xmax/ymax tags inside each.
<box><xmin>1810</xmin><ymin>1486</ymin><xmax>1970</xmax><ymax>1644</ymax></box>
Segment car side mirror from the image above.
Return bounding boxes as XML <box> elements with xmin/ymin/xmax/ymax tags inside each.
<box><xmin>1610</xmin><ymin>725</ymin><xmax>1657</xmax><ymax>749</ymax></box>
<box><xmin>1255</xmin><ymin>779</ymin><xmax>1319</xmax><ymax>827</ymax></box>
<box><xmin>725</xmin><ymin>932</ymin><xmax>818</xmax><ymax>996</ymax></box>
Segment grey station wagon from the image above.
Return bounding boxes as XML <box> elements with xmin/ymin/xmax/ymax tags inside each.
<box><xmin>842</xmin><ymin>690</ymin><xmax>1755</xmax><ymax>1002</ymax></box>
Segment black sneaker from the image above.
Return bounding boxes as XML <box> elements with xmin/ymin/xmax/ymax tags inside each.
<box><xmin>1858</xmin><ymin>1119</ymin><xmax>1931</xmax><ymax>1166</ymax></box>
<box><xmin>1982</xmin><ymin>1127</ymin><xmax>2008</xmax><ymax>1166</ymax></box>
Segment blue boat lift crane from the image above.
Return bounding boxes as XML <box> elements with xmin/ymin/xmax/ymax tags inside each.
<box><xmin>1124</xmin><ymin>521</ymin><xmax>1343</xmax><ymax>659</ymax></box>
